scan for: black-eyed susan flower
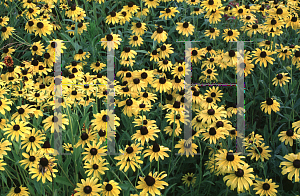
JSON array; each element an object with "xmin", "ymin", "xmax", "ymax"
[
  {"xmin": 106, "ymin": 11, "xmax": 121, "ymax": 25},
  {"xmin": 280, "ymin": 152, "xmax": 300, "ymax": 182},
  {"xmin": 131, "ymin": 22, "xmax": 147, "ymax": 36},
  {"xmin": 261, "ymin": 98, "xmax": 280, "ymax": 115},
  {"xmin": 42, "ymin": 114, "xmax": 69, "ymax": 133},
  {"xmin": 143, "ymin": 142, "xmax": 170, "ymax": 162},
  {"xmin": 144, "ymin": 0, "xmax": 160, "ymax": 8},
  {"xmin": 201, "ymin": 126, "xmax": 227, "ymax": 144},
  {"xmin": 3, "ymin": 119, "xmax": 31, "ymax": 142},
  {"xmin": 159, "ymin": 7, "xmax": 179, "ymax": 20},
  {"xmin": 129, "ymin": 34, "xmax": 143, "ymax": 47},
  {"xmin": 7, "ymin": 186, "xmax": 29, "ymax": 196},
  {"xmin": 21, "ymin": 128, "xmax": 45, "ymax": 153},
  {"xmin": 0, "ymin": 16, "xmax": 9, "ymax": 26},
  {"xmin": 157, "ymin": 44, "xmax": 174, "ymax": 59},
  {"xmin": 204, "ymin": 27, "xmax": 220, "ymax": 40},
  {"xmin": 151, "ymin": 26, "xmax": 168, "ymax": 43},
  {"xmin": 253, "ymin": 178, "xmax": 279, "ymax": 196},
  {"xmin": 84, "ymin": 159, "xmax": 109, "ymax": 178},
  {"xmin": 74, "ymin": 177, "xmax": 101, "ymax": 196},
  {"xmin": 205, "ymin": 8, "xmax": 224, "ymax": 24},
  {"xmin": 0, "ymin": 139, "xmax": 11, "ymax": 158},
  {"xmin": 278, "ymin": 129, "xmax": 299, "ymax": 147},
  {"xmin": 272, "ymin": 72, "xmax": 291, "ymax": 87},
  {"xmin": 11, "ymin": 104, "xmax": 35, "ymax": 121},
  {"xmin": 115, "ymin": 155, "xmax": 143, "ymax": 172},
  {"xmin": 63, "ymin": 143, "xmax": 74, "ymax": 153},
  {"xmin": 100, "ymin": 180, "xmax": 122, "ymax": 196},
  {"xmin": 82, "ymin": 141, "xmax": 107, "ymax": 162},
  {"xmin": 252, "ymin": 48, "xmax": 275, "ymax": 68},
  {"xmin": 222, "ymin": 29, "xmax": 240, "ymax": 42},
  {"xmin": 1, "ymin": 26, "xmax": 14, "ymax": 41},
  {"xmin": 215, "ymin": 149, "xmax": 246, "ymax": 173},
  {"xmin": 293, "ymin": 120, "xmax": 300, "ymax": 134},
  {"xmin": 132, "ymin": 126, "xmax": 159, "ymax": 146},
  {"xmin": 152, "ymin": 77, "xmax": 172, "ymax": 93},
  {"xmin": 182, "ymin": 173, "xmax": 196, "ymax": 187},
  {"xmin": 30, "ymin": 41, "xmax": 45, "ymax": 56},
  {"xmin": 119, "ymin": 10, "xmax": 132, "ymax": 25},
  {"xmin": 201, "ymin": 0, "xmax": 222, "ymax": 11},
  {"xmin": 20, "ymin": 151, "xmax": 41, "ymax": 169},
  {"xmin": 247, "ymin": 143, "xmax": 272, "ymax": 162},
  {"xmin": 29, "ymin": 155, "xmax": 57, "ymax": 183},
  {"xmin": 120, "ymin": 47, "xmax": 137, "ymax": 60},
  {"xmin": 176, "ymin": 22, "xmax": 195, "ymax": 37},
  {"xmin": 75, "ymin": 131, "xmax": 97, "ymax": 148},
  {"xmin": 100, "ymin": 33, "xmax": 122, "ymax": 51},
  {"xmin": 223, "ymin": 163, "xmax": 255, "ymax": 193},
  {"xmin": 136, "ymin": 171, "xmax": 168, "ymax": 195},
  {"xmin": 175, "ymin": 139, "xmax": 198, "ymax": 157},
  {"xmin": 264, "ymin": 17, "xmax": 285, "ymax": 31},
  {"xmin": 34, "ymin": 20, "xmax": 52, "ymax": 37}
]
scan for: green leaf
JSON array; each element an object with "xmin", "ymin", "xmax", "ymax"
[
  {"xmin": 55, "ymin": 176, "xmax": 74, "ymax": 187},
  {"xmin": 275, "ymin": 154, "xmax": 285, "ymax": 161},
  {"xmin": 163, "ymin": 183, "xmax": 177, "ymax": 195}
]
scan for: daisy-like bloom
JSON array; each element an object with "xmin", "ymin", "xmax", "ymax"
[
  {"xmin": 144, "ymin": 0, "xmax": 160, "ymax": 8},
  {"xmin": 63, "ymin": 143, "xmax": 74, "ymax": 153},
  {"xmin": 151, "ymin": 26, "xmax": 168, "ymax": 43},
  {"xmin": 200, "ymin": 96, "xmax": 217, "ymax": 109},
  {"xmin": 84, "ymin": 159, "xmax": 109, "ymax": 179},
  {"xmin": 82, "ymin": 141, "xmax": 107, "ymax": 162},
  {"xmin": 196, "ymin": 105, "xmax": 226, "ymax": 124},
  {"xmin": 91, "ymin": 110, "xmax": 120, "ymax": 131},
  {"xmin": 253, "ymin": 178, "xmax": 279, "ymax": 196},
  {"xmin": 175, "ymin": 139, "xmax": 198, "ymax": 157},
  {"xmin": 191, "ymin": 7, "xmax": 205, "ymax": 15},
  {"xmin": 131, "ymin": 22, "xmax": 147, "ymax": 36},
  {"xmin": 286, "ymin": 15, "xmax": 300, "ymax": 30},
  {"xmin": 143, "ymin": 142, "xmax": 170, "ymax": 162},
  {"xmin": 293, "ymin": 120, "xmax": 300, "ymax": 134},
  {"xmin": 157, "ymin": 44, "xmax": 174, "ymax": 59},
  {"xmin": 20, "ymin": 151, "xmax": 41, "ymax": 169},
  {"xmin": 201, "ymin": 0, "xmax": 222, "ymax": 11},
  {"xmin": 75, "ymin": 131, "xmax": 97, "ymax": 148},
  {"xmin": 280, "ymin": 153, "xmax": 300, "ymax": 182},
  {"xmin": 129, "ymin": 34, "xmax": 143, "ymax": 47},
  {"xmin": 148, "ymin": 49, "xmax": 160, "ymax": 62},
  {"xmin": 136, "ymin": 171, "xmax": 168, "ymax": 196},
  {"xmin": 115, "ymin": 154, "xmax": 143, "ymax": 172},
  {"xmin": 7, "ymin": 185, "xmax": 30, "ymax": 196},
  {"xmin": 223, "ymin": 163, "xmax": 255, "ymax": 193},
  {"xmin": 199, "ymin": 65, "xmax": 218, "ymax": 82},
  {"xmin": 205, "ymin": 8, "xmax": 224, "ymax": 24},
  {"xmin": 1, "ymin": 26, "xmax": 14, "ymax": 40},
  {"xmin": 66, "ymin": 4, "xmax": 81, "ymax": 20},
  {"xmin": 158, "ymin": 59, "xmax": 173, "ymax": 72},
  {"xmin": 74, "ymin": 49, "xmax": 90, "ymax": 61},
  {"xmin": 276, "ymin": 44, "xmax": 292, "ymax": 61},
  {"xmin": 21, "ymin": 128, "xmax": 45, "ymax": 153},
  {"xmin": 252, "ymin": 48, "xmax": 275, "ymax": 68},
  {"xmin": 119, "ymin": 10, "xmax": 132, "ymax": 25},
  {"xmin": 159, "ymin": 7, "xmax": 179, "ymax": 20},
  {"xmin": 176, "ymin": 22, "xmax": 195, "ymax": 37},
  {"xmin": 30, "ymin": 41, "xmax": 45, "ymax": 56},
  {"xmin": 0, "ymin": 159, "xmax": 6, "ymax": 170},
  {"xmin": 278, "ymin": 129, "xmax": 299, "ymax": 147},
  {"xmin": 123, "ymin": 1, "xmax": 140, "ymax": 14},
  {"xmin": 272, "ymin": 72, "xmax": 291, "ymax": 87},
  {"xmin": 118, "ymin": 98, "xmax": 138, "ymax": 117},
  {"xmin": 118, "ymin": 143, "xmax": 143, "ymax": 161},
  {"xmin": 204, "ymin": 27, "xmax": 220, "ymax": 40},
  {"xmin": 42, "ymin": 114, "xmax": 69, "ymax": 133},
  {"xmin": 0, "ymin": 16, "xmax": 9, "ymax": 26},
  {"xmin": 0, "ymin": 138, "xmax": 11, "ymax": 158},
  {"xmin": 264, "ymin": 17, "xmax": 285, "ymax": 31},
  {"xmin": 171, "ymin": 62, "xmax": 185, "ymax": 79},
  {"xmin": 11, "ymin": 104, "xmax": 35, "ymax": 121},
  {"xmin": 132, "ymin": 126, "xmax": 160, "ymax": 146},
  {"xmin": 1, "ymin": 47, "xmax": 15, "ymax": 58},
  {"xmin": 75, "ymin": 177, "xmax": 101, "ymax": 196},
  {"xmin": 215, "ymin": 149, "xmax": 246, "ymax": 173},
  {"xmin": 91, "ymin": 61, "xmax": 106, "ymax": 73},
  {"xmin": 222, "ymin": 29, "xmax": 240, "ymax": 42},
  {"xmin": 247, "ymin": 143, "xmax": 272, "ymax": 162},
  {"xmin": 3, "ymin": 119, "xmax": 31, "ymax": 142},
  {"xmin": 233, "ymin": 6, "xmax": 247, "ymax": 19},
  {"xmin": 46, "ymin": 39, "xmax": 67, "ymax": 54},
  {"xmin": 100, "ymin": 180, "xmax": 122, "ymax": 196},
  {"xmin": 244, "ymin": 131, "xmax": 264, "ymax": 149},
  {"xmin": 152, "ymin": 77, "xmax": 172, "ymax": 93},
  {"xmin": 106, "ymin": 11, "xmax": 121, "ymax": 25},
  {"xmin": 182, "ymin": 173, "xmax": 196, "ymax": 187},
  {"xmin": 245, "ymin": 23, "xmax": 263, "ymax": 37},
  {"xmin": 260, "ymin": 98, "xmax": 280, "ymax": 115},
  {"xmin": 100, "ymin": 33, "xmax": 122, "ymax": 51},
  {"xmin": 120, "ymin": 47, "xmax": 137, "ymax": 60},
  {"xmin": 292, "ymin": 50, "xmax": 300, "ymax": 66},
  {"xmin": 34, "ymin": 20, "xmax": 52, "ymax": 37},
  {"xmin": 204, "ymin": 86, "xmax": 223, "ymax": 102},
  {"xmin": 29, "ymin": 155, "xmax": 58, "ymax": 183},
  {"xmin": 200, "ymin": 126, "xmax": 227, "ymax": 144}
]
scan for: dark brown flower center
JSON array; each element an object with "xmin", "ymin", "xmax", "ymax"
[
  {"xmin": 157, "ymin": 27, "xmax": 163, "ymax": 33},
  {"xmin": 262, "ymin": 183, "xmax": 270, "ymax": 190},
  {"xmin": 153, "ymin": 143, "xmax": 160, "ymax": 152},
  {"xmin": 266, "ymin": 98, "xmax": 273, "ymax": 105},
  {"xmin": 159, "ymin": 77, "xmax": 166, "ymax": 84},
  {"xmin": 126, "ymin": 146, "xmax": 133, "ymax": 153},
  {"xmin": 183, "ymin": 22, "xmax": 189, "ymax": 28},
  {"xmin": 286, "ymin": 129, "xmax": 294, "ymax": 136},
  {"xmin": 29, "ymin": 136, "xmax": 35, "ymax": 142},
  {"xmin": 105, "ymin": 184, "xmax": 113, "ymax": 191},
  {"xmin": 293, "ymin": 159, "xmax": 300, "ymax": 168},
  {"xmin": 110, "ymin": 11, "xmax": 116, "ymax": 17},
  {"xmin": 226, "ymin": 152, "xmax": 235, "ymax": 161},
  {"xmin": 106, "ymin": 34, "xmax": 113, "ymax": 41},
  {"xmin": 209, "ymin": 127, "xmax": 216, "ymax": 135},
  {"xmin": 126, "ymin": 99, "xmax": 133, "ymax": 106},
  {"xmin": 29, "ymin": 156, "xmax": 35, "ymax": 162},
  {"xmin": 145, "ymin": 175, "xmax": 155, "ymax": 186},
  {"xmin": 136, "ymin": 22, "xmax": 142, "ymax": 28},
  {"xmin": 227, "ymin": 30, "xmax": 233, "ymax": 36},
  {"xmin": 260, "ymin": 51, "xmax": 267, "ymax": 58},
  {"xmin": 229, "ymin": 50, "xmax": 235, "ymax": 57},
  {"xmin": 83, "ymin": 186, "xmax": 92, "ymax": 194},
  {"xmin": 235, "ymin": 169, "xmax": 244, "ymax": 177},
  {"xmin": 13, "ymin": 125, "xmax": 20, "ymax": 131},
  {"xmin": 40, "ymin": 157, "xmax": 49, "ymax": 167},
  {"xmin": 140, "ymin": 126, "xmax": 148, "ymax": 135},
  {"xmin": 81, "ymin": 132, "xmax": 88, "ymax": 140},
  {"xmin": 37, "ymin": 22, "xmax": 44, "ymax": 28},
  {"xmin": 90, "ymin": 148, "xmax": 97, "ymax": 155}
]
